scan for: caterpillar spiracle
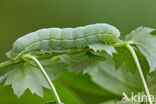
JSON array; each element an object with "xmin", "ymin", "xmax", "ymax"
[{"xmin": 7, "ymin": 23, "xmax": 120, "ymax": 60}]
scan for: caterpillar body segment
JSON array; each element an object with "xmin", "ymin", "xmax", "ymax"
[{"xmin": 8, "ymin": 23, "xmax": 120, "ymax": 60}]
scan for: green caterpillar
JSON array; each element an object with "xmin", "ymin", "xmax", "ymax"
[{"xmin": 7, "ymin": 23, "xmax": 120, "ymax": 60}]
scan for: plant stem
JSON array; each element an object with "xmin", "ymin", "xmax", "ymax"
[
  {"xmin": 24, "ymin": 54, "xmax": 62, "ymax": 104},
  {"xmin": 0, "ymin": 60, "xmax": 18, "ymax": 68},
  {"xmin": 126, "ymin": 44, "xmax": 152, "ymax": 104}
]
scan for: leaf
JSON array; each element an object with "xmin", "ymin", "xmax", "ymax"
[
  {"xmin": 126, "ymin": 27, "xmax": 156, "ymax": 72},
  {"xmin": 113, "ymin": 46, "xmax": 150, "ymax": 76},
  {"xmin": 88, "ymin": 43, "xmax": 116, "ymax": 56},
  {"xmin": 88, "ymin": 55, "xmax": 142, "ymax": 96},
  {"xmin": 0, "ymin": 73, "xmax": 8, "ymax": 83},
  {"xmin": 0, "ymin": 64, "xmax": 12, "ymax": 76},
  {"xmin": 53, "ymin": 81, "xmax": 84, "ymax": 104},
  {"xmin": 40, "ymin": 59, "xmax": 68, "ymax": 80},
  {"xmin": 0, "ymin": 85, "xmax": 55, "ymax": 104},
  {"xmin": 60, "ymin": 52, "xmax": 104, "ymax": 73},
  {"xmin": 58, "ymin": 72, "xmax": 114, "ymax": 96},
  {"xmin": 2, "ymin": 56, "xmax": 68, "ymax": 97},
  {"xmin": 147, "ymin": 72, "xmax": 156, "ymax": 100},
  {"xmin": 134, "ymin": 46, "xmax": 150, "ymax": 77},
  {"xmin": 113, "ymin": 47, "xmax": 137, "ymax": 72},
  {"xmin": 4, "ymin": 62, "xmax": 50, "ymax": 97},
  {"xmin": 0, "ymin": 80, "xmax": 85, "ymax": 104}
]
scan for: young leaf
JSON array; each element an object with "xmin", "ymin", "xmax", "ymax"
[{"xmin": 126, "ymin": 27, "xmax": 156, "ymax": 72}]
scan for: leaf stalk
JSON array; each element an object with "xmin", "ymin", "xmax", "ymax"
[
  {"xmin": 23, "ymin": 54, "xmax": 62, "ymax": 104},
  {"xmin": 0, "ymin": 60, "xmax": 18, "ymax": 68},
  {"xmin": 126, "ymin": 44, "xmax": 152, "ymax": 104}
]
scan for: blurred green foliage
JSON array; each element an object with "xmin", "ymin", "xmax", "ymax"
[{"xmin": 0, "ymin": 72, "xmax": 119, "ymax": 104}]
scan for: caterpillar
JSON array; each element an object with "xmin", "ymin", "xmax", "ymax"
[{"xmin": 7, "ymin": 23, "xmax": 120, "ymax": 60}]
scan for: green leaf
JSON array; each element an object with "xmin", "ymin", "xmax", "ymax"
[
  {"xmin": 0, "ymin": 80, "xmax": 85, "ymax": 104},
  {"xmin": 113, "ymin": 46, "xmax": 137, "ymax": 72},
  {"xmin": 2, "ymin": 57, "xmax": 68, "ymax": 97},
  {"xmin": 4, "ymin": 62, "xmax": 50, "ymax": 97},
  {"xmin": 89, "ymin": 43, "xmax": 116, "ymax": 56},
  {"xmin": 101, "ymin": 100, "xmax": 140, "ymax": 104},
  {"xmin": 134, "ymin": 46, "xmax": 150, "ymax": 77},
  {"xmin": 0, "ymin": 64, "xmax": 12, "ymax": 76},
  {"xmin": 60, "ymin": 52, "xmax": 104, "ymax": 73},
  {"xmin": 0, "ymin": 73, "xmax": 7, "ymax": 83},
  {"xmin": 0, "ymin": 85, "xmax": 55, "ymax": 104},
  {"xmin": 58, "ymin": 72, "xmax": 114, "ymax": 96},
  {"xmin": 113, "ymin": 46, "xmax": 150, "ymax": 76},
  {"xmin": 40, "ymin": 59, "xmax": 68, "ymax": 80},
  {"xmin": 126, "ymin": 27, "xmax": 156, "ymax": 72},
  {"xmin": 53, "ymin": 81, "xmax": 84, "ymax": 104},
  {"xmin": 147, "ymin": 72, "xmax": 156, "ymax": 99},
  {"xmin": 88, "ymin": 55, "xmax": 142, "ymax": 96}
]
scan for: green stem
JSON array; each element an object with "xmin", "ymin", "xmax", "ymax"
[
  {"xmin": 24, "ymin": 54, "xmax": 62, "ymax": 104},
  {"xmin": 0, "ymin": 60, "xmax": 18, "ymax": 68},
  {"xmin": 126, "ymin": 44, "xmax": 152, "ymax": 104}
]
